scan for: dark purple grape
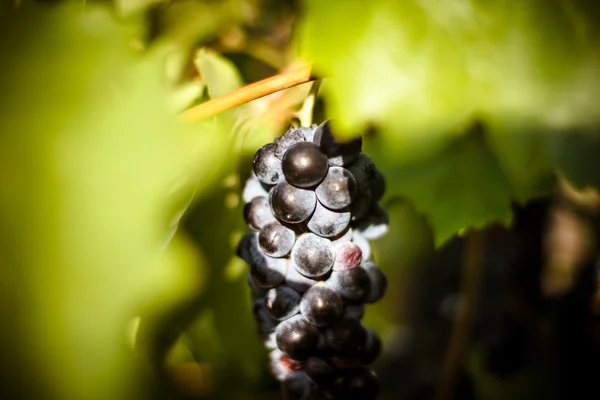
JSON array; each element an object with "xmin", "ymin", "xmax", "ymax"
[
  {"xmin": 343, "ymin": 304, "xmax": 364, "ymax": 320},
  {"xmin": 361, "ymin": 327, "xmax": 382, "ymax": 364},
  {"xmin": 315, "ymin": 166, "xmax": 357, "ymax": 210},
  {"xmin": 282, "ymin": 141, "xmax": 329, "ymax": 188},
  {"xmin": 363, "ymin": 261, "xmax": 387, "ymax": 303},
  {"xmin": 339, "ymin": 367, "xmax": 379, "ymax": 400},
  {"xmin": 270, "ymin": 181, "xmax": 317, "ymax": 224},
  {"xmin": 282, "ymin": 371, "xmax": 312, "ymax": 400},
  {"xmin": 275, "ymin": 126, "xmax": 318, "ymax": 158},
  {"xmin": 285, "ymin": 262, "xmax": 318, "ymax": 293},
  {"xmin": 300, "ymin": 284, "xmax": 344, "ymax": 327},
  {"xmin": 307, "ymin": 202, "xmax": 351, "ymax": 238},
  {"xmin": 292, "ymin": 233, "xmax": 335, "ymax": 278},
  {"xmin": 324, "ymin": 318, "xmax": 367, "ymax": 358},
  {"xmin": 244, "ymin": 196, "xmax": 276, "ymax": 231},
  {"xmin": 250, "ymin": 256, "xmax": 288, "ymax": 288},
  {"xmin": 304, "ymin": 357, "xmax": 340, "ymax": 384},
  {"xmin": 313, "ymin": 120, "xmax": 362, "ymax": 166},
  {"xmin": 276, "ymin": 315, "xmax": 319, "ymax": 361},
  {"xmin": 328, "ymin": 268, "xmax": 371, "ymax": 302},
  {"xmin": 349, "ymin": 189, "xmax": 372, "ymax": 221},
  {"xmin": 353, "ymin": 203, "xmax": 389, "ymax": 240},
  {"xmin": 258, "ymin": 220, "xmax": 296, "ymax": 257},
  {"xmin": 253, "ymin": 300, "xmax": 279, "ymax": 334},
  {"xmin": 265, "ymin": 285, "xmax": 301, "ymax": 321},
  {"xmin": 253, "ymin": 143, "xmax": 284, "ymax": 185},
  {"xmin": 347, "ymin": 154, "xmax": 376, "ymax": 191},
  {"xmin": 332, "ymin": 241, "xmax": 362, "ymax": 271},
  {"xmin": 370, "ymin": 168, "xmax": 386, "ymax": 202}
]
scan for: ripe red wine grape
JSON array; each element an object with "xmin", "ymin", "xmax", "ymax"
[
  {"xmin": 292, "ymin": 233, "xmax": 335, "ymax": 278},
  {"xmin": 300, "ymin": 284, "xmax": 344, "ymax": 327},
  {"xmin": 238, "ymin": 121, "xmax": 387, "ymax": 399},
  {"xmin": 276, "ymin": 315, "xmax": 320, "ymax": 361},
  {"xmin": 254, "ymin": 143, "xmax": 284, "ymax": 185},
  {"xmin": 244, "ymin": 196, "xmax": 276, "ymax": 231},
  {"xmin": 328, "ymin": 267, "xmax": 371, "ymax": 302},
  {"xmin": 315, "ymin": 166, "xmax": 357, "ymax": 210},
  {"xmin": 259, "ymin": 220, "xmax": 296, "ymax": 257},
  {"xmin": 270, "ymin": 181, "xmax": 317, "ymax": 224},
  {"xmin": 265, "ymin": 285, "xmax": 302, "ymax": 321},
  {"xmin": 282, "ymin": 141, "xmax": 329, "ymax": 188},
  {"xmin": 307, "ymin": 202, "xmax": 351, "ymax": 238}
]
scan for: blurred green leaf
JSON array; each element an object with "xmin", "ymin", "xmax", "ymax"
[
  {"xmin": 376, "ymin": 133, "xmax": 513, "ymax": 246},
  {"xmin": 194, "ymin": 48, "xmax": 244, "ymax": 98},
  {"xmin": 0, "ymin": 2, "xmax": 230, "ymax": 398}
]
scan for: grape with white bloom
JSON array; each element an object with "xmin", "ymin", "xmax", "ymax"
[
  {"xmin": 270, "ymin": 181, "xmax": 317, "ymax": 224},
  {"xmin": 307, "ymin": 201, "xmax": 351, "ymax": 238},
  {"xmin": 315, "ymin": 166, "xmax": 357, "ymax": 210},
  {"xmin": 292, "ymin": 233, "xmax": 335, "ymax": 278},
  {"xmin": 253, "ymin": 143, "xmax": 284, "ymax": 185}
]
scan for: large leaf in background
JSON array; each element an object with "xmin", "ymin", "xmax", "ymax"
[
  {"xmin": 296, "ymin": 0, "xmax": 600, "ymax": 242},
  {"xmin": 0, "ymin": 2, "xmax": 230, "ymax": 399}
]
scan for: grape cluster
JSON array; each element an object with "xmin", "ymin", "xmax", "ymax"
[{"xmin": 237, "ymin": 121, "xmax": 388, "ymax": 400}]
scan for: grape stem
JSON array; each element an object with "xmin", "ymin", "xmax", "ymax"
[
  {"xmin": 293, "ymin": 79, "xmax": 322, "ymax": 127},
  {"xmin": 179, "ymin": 64, "xmax": 315, "ymax": 122},
  {"xmin": 434, "ymin": 229, "xmax": 485, "ymax": 400}
]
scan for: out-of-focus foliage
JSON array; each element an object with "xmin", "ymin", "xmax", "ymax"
[
  {"xmin": 1, "ymin": 0, "xmax": 599, "ymax": 399},
  {"xmin": 0, "ymin": 2, "xmax": 231, "ymax": 399},
  {"xmin": 297, "ymin": 0, "xmax": 600, "ymax": 245}
]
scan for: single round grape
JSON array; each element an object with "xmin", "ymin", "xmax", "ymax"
[
  {"xmin": 265, "ymin": 285, "xmax": 301, "ymax": 321},
  {"xmin": 361, "ymin": 327, "xmax": 382, "ymax": 364},
  {"xmin": 258, "ymin": 220, "xmax": 296, "ymax": 257},
  {"xmin": 300, "ymin": 284, "xmax": 344, "ymax": 327},
  {"xmin": 315, "ymin": 166, "xmax": 357, "ymax": 210},
  {"xmin": 242, "ymin": 172, "xmax": 272, "ymax": 203},
  {"xmin": 275, "ymin": 126, "xmax": 318, "ymax": 159},
  {"xmin": 253, "ymin": 300, "xmax": 279, "ymax": 334},
  {"xmin": 343, "ymin": 304, "xmax": 364, "ymax": 320},
  {"xmin": 324, "ymin": 318, "xmax": 367, "ymax": 358},
  {"xmin": 363, "ymin": 261, "xmax": 387, "ymax": 303},
  {"xmin": 313, "ymin": 120, "xmax": 362, "ymax": 166},
  {"xmin": 350, "ymin": 189, "xmax": 372, "ymax": 221},
  {"xmin": 292, "ymin": 233, "xmax": 335, "ymax": 278},
  {"xmin": 250, "ymin": 255, "xmax": 288, "ymax": 288},
  {"xmin": 270, "ymin": 181, "xmax": 317, "ymax": 224},
  {"xmin": 347, "ymin": 154, "xmax": 376, "ymax": 191},
  {"xmin": 276, "ymin": 315, "xmax": 319, "ymax": 361},
  {"xmin": 332, "ymin": 241, "xmax": 362, "ymax": 271},
  {"xmin": 328, "ymin": 267, "xmax": 371, "ymax": 302},
  {"xmin": 253, "ymin": 143, "xmax": 284, "ymax": 185},
  {"xmin": 281, "ymin": 141, "xmax": 329, "ymax": 188},
  {"xmin": 353, "ymin": 203, "xmax": 389, "ymax": 240},
  {"xmin": 285, "ymin": 262, "xmax": 318, "ymax": 293},
  {"xmin": 370, "ymin": 168, "xmax": 386, "ymax": 202},
  {"xmin": 282, "ymin": 371, "xmax": 312, "ymax": 400},
  {"xmin": 304, "ymin": 357, "xmax": 339, "ymax": 385},
  {"xmin": 339, "ymin": 367, "xmax": 379, "ymax": 400},
  {"xmin": 351, "ymin": 230, "xmax": 371, "ymax": 261},
  {"xmin": 244, "ymin": 196, "xmax": 276, "ymax": 231},
  {"xmin": 307, "ymin": 202, "xmax": 351, "ymax": 238}
]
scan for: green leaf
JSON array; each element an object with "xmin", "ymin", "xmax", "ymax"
[
  {"xmin": 0, "ymin": 2, "xmax": 230, "ymax": 398},
  {"xmin": 194, "ymin": 48, "xmax": 244, "ymax": 98},
  {"xmin": 376, "ymin": 132, "xmax": 513, "ymax": 246}
]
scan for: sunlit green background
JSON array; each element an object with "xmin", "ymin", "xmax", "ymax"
[{"xmin": 1, "ymin": 1, "xmax": 599, "ymax": 399}]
